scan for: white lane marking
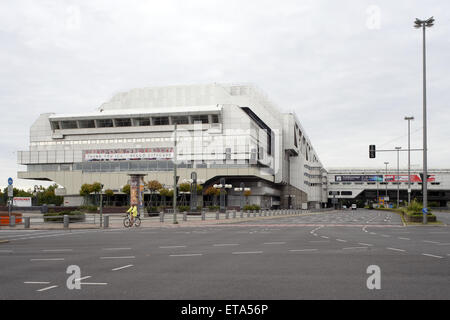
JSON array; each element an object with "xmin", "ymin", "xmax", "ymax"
[
  {"xmin": 24, "ymin": 282, "xmax": 51, "ymax": 285},
  {"xmin": 37, "ymin": 285, "xmax": 58, "ymax": 292},
  {"xmin": 358, "ymin": 243, "xmax": 373, "ymax": 247},
  {"xmin": 289, "ymin": 249, "xmax": 318, "ymax": 252},
  {"xmin": 380, "ymin": 235, "xmax": 391, "ymax": 238},
  {"xmin": 213, "ymin": 244, "xmax": 239, "ymax": 247},
  {"xmin": 422, "ymin": 253, "xmax": 443, "ymax": 259},
  {"xmin": 309, "ymin": 240, "xmax": 329, "ymax": 243},
  {"xmin": 103, "ymin": 248, "xmax": 132, "ymax": 251},
  {"xmin": 232, "ymin": 251, "xmax": 263, "ymax": 255},
  {"xmin": 336, "ymin": 239, "xmax": 347, "ymax": 243},
  {"xmin": 75, "ymin": 276, "xmax": 91, "ymax": 282},
  {"xmin": 321, "ymin": 236, "xmax": 329, "ymax": 239},
  {"xmin": 100, "ymin": 256, "xmax": 135, "ymax": 259},
  {"xmin": 159, "ymin": 246, "xmax": 187, "ymax": 249},
  {"xmin": 112, "ymin": 264, "xmax": 134, "ymax": 271},
  {"xmin": 370, "ymin": 232, "xmax": 377, "ymax": 235},
  {"xmin": 387, "ymin": 247, "xmax": 406, "ymax": 253},
  {"xmin": 342, "ymin": 247, "xmax": 368, "ymax": 250},
  {"xmin": 398, "ymin": 238, "xmax": 411, "ymax": 241},
  {"xmin": 30, "ymin": 258, "xmax": 65, "ymax": 261},
  {"xmin": 263, "ymin": 242, "xmax": 286, "ymax": 245},
  {"xmin": 423, "ymin": 240, "xmax": 441, "ymax": 244},
  {"xmin": 42, "ymin": 249, "xmax": 73, "ymax": 252},
  {"xmin": 169, "ymin": 254, "xmax": 203, "ymax": 257}
]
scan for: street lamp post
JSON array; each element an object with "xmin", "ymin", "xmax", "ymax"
[
  {"xmin": 395, "ymin": 147, "xmax": 402, "ymax": 208},
  {"xmin": 173, "ymin": 123, "xmax": 178, "ymax": 224},
  {"xmin": 384, "ymin": 162, "xmax": 389, "ymax": 201},
  {"xmin": 414, "ymin": 17, "xmax": 434, "ymax": 224},
  {"xmin": 405, "ymin": 116, "xmax": 414, "ymax": 205}
]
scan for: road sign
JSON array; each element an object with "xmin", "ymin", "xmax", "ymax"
[
  {"xmin": 422, "ymin": 208, "xmax": 428, "ymax": 215},
  {"xmin": 8, "ymin": 177, "xmax": 13, "ymax": 185},
  {"xmin": 7, "ymin": 185, "xmax": 13, "ymax": 197}
]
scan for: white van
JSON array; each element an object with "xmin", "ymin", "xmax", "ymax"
[{"xmin": 351, "ymin": 204, "xmax": 357, "ymax": 210}]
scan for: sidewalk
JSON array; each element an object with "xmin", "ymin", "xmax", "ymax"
[{"xmin": 0, "ymin": 210, "xmax": 339, "ymax": 230}]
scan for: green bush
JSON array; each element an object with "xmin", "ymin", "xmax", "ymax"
[
  {"xmin": 208, "ymin": 206, "xmax": 220, "ymax": 211},
  {"xmin": 244, "ymin": 204, "xmax": 261, "ymax": 211},
  {"xmin": 44, "ymin": 210, "xmax": 85, "ymax": 222},
  {"xmin": 177, "ymin": 206, "xmax": 190, "ymax": 212}
]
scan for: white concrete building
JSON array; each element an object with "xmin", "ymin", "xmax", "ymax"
[{"xmin": 17, "ymin": 83, "xmax": 328, "ymax": 209}]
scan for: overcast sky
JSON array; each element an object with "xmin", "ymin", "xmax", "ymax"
[{"xmin": 1, "ymin": 0, "xmax": 449, "ymax": 190}]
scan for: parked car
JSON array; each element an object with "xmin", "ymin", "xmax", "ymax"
[
  {"xmin": 351, "ymin": 204, "xmax": 357, "ymax": 210},
  {"xmin": 342, "ymin": 205, "xmax": 347, "ymax": 209}
]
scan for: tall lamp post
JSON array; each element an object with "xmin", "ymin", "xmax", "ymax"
[
  {"xmin": 395, "ymin": 147, "xmax": 402, "ymax": 208},
  {"xmin": 404, "ymin": 116, "xmax": 414, "ymax": 205},
  {"xmin": 384, "ymin": 162, "xmax": 389, "ymax": 201},
  {"xmin": 414, "ymin": 17, "xmax": 434, "ymax": 224}
]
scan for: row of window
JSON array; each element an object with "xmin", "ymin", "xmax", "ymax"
[{"xmin": 52, "ymin": 114, "xmax": 219, "ymax": 130}]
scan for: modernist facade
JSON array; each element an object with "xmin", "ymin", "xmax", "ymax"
[
  {"xmin": 17, "ymin": 83, "xmax": 328, "ymax": 209},
  {"xmin": 327, "ymin": 168, "xmax": 450, "ymax": 207}
]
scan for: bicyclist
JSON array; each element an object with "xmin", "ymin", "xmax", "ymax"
[{"xmin": 126, "ymin": 205, "xmax": 138, "ymax": 225}]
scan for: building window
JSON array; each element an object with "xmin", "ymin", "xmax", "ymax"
[
  {"xmin": 136, "ymin": 118, "xmax": 151, "ymax": 126},
  {"xmin": 78, "ymin": 120, "xmax": 96, "ymax": 128},
  {"xmin": 211, "ymin": 115, "xmax": 219, "ymax": 123},
  {"xmin": 51, "ymin": 122, "xmax": 60, "ymax": 130},
  {"xmin": 97, "ymin": 119, "xmax": 114, "ymax": 127},
  {"xmin": 115, "ymin": 118, "xmax": 132, "ymax": 127},
  {"xmin": 172, "ymin": 116, "xmax": 189, "ymax": 125},
  {"xmin": 191, "ymin": 115, "xmax": 209, "ymax": 124},
  {"xmin": 60, "ymin": 121, "xmax": 78, "ymax": 129},
  {"xmin": 341, "ymin": 191, "xmax": 353, "ymax": 196},
  {"xmin": 153, "ymin": 117, "xmax": 169, "ymax": 125}
]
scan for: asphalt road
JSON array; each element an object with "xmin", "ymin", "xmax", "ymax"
[{"xmin": 0, "ymin": 209, "xmax": 449, "ymax": 300}]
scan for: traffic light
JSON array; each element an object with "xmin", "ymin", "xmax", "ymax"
[{"xmin": 369, "ymin": 145, "xmax": 376, "ymax": 158}]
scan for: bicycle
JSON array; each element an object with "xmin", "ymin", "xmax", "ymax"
[{"xmin": 123, "ymin": 213, "xmax": 141, "ymax": 228}]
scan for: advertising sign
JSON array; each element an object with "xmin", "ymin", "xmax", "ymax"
[
  {"xmin": 384, "ymin": 175, "xmax": 435, "ymax": 182},
  {"xmin": 83, "ymin": 148, "xmax": 174, "ymax": 162},
  {"xmin": 13, "ymin": 197, "xmax": 32, "ymax": 207},
  {"xmin": 335, "ymin": 175, "xmax": 383, "ymax": 182}
]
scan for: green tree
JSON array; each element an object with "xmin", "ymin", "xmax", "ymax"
[
  {"xmin": 105, "ymin": 189, "xmax": 114, "ymax": 206},
  {"xmin": 147, "ymin": 180, "xmax": 162, "ymax": 209}
]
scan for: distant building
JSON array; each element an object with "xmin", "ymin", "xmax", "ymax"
[
  {"xmin": 327, "ymin": 168, "xmax": 450, "ymax": 207},
  {"xmin": 17, "ymin": 83, "xmax": 328, "ymax": 209}
]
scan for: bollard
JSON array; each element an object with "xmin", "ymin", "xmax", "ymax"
[
  {"xmin": 103, "ymin": 215, "xmax": 109, "ymax": 228},
  {"xmin": 24, "ymin": 216, "xmax": 30, "ymax": 229},
  {"xmin": 160, "ymin": 212, "xmax": 164, "ymax": 223},
  {"xmin": 201, "ymin": 211, "xmax": 205, "ymax": 221},
  {"xmin": 225, "ymin": 211, "xmax": 229, "ymax": 219},
  {"xmin": 247, "ymin": 211, "xmax": 250, "ymax": 218},
  {"xmin": 9, "ymin": 215, "xmax": 16, "ymax": 227},
  {"xmin": 240, "ymin": 211, "xmax": 243, "ymax": 218},
  {"xmin": 216, "ymin": 212, "xmax": 219, "ymax": 220},
  {"xmin": 63, "ymin": 215, "xmax": 69, "ymax": 229},
  {"xmin": 183, "ymin": 212, "xmax": 187, "ymax": 222},
  {"xmin": 232, "ymin": 211, "xmax": 236, "ymax": 219},
  {"xmin": 254, "ymin": 210, "xmax": 257, "ymax": 217}
]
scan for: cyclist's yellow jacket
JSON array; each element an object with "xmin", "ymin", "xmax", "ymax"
[{"xmin": 127, "ymin": 206, "xmax": 138, "ymax": 217}]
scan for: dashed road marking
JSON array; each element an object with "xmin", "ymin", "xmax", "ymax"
[
  {"xmin": 263, "ymin": 242, "xmax": 286, "ymax": 245},
  {"xmin": 422, "ymin": 253, "xmax": 443, "ymax": 259},
  {"xmin": 159, "ymin": 246, "xmax": 187, "ymax": 249},
  {"xmin": 232, "ymin": 251, "xmax": 263, "ymax": 255},
  {"xmin": 24, "ymin": 282, "xmax": 51, "ymax": 285},
  {"xmin": 387, "ymin": 247, "xmax": 406, "ymax": 253},
  {"xmin": 213, "ymin": 244, "xmax": 239, "ymax": 247},
  {"xmin": 37, "ymin": 285, "xmax": 58, "ymax": 292},
  {"xmin": 170, "ymin": 253, "xmax": 203, "ymax": 257},
  {"xmin": 100, "ymin": 256, "xmax": 135, "ymax": 259},
  {"xmin": 358, "ymin": 243, "xmax": 373, "ymax": 247},
  {"xmin": 103, "ymin": 248, "xmax": 132, "ymax": 251},
  {"xmin": 398, "ymin": 238, "xmax": 411, "ymax": 241},
  {"xmin": 342, "ymin": 247, "xmax": 368, "ymax": 250},
  {"xmin": 30, "ymin": 258, "xmax": 65, "ymax": 262},
  {"xmin": 289, "ymin": 249, "xmax": 318, "ymax": 252},
  {"xmin": 423, "ymin": 240, "xmax": 440, "ymax": 244},
  {"xmin": 42, "ymin": 249, "xmax": 73, "ymax": 252},
  {"xmin": 336, "ymin": 239, "xmax": 347, "ymax": 243},
  {"xmin": 112, "ymin": 265, "xmax": 134, "ymax": 271}
]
